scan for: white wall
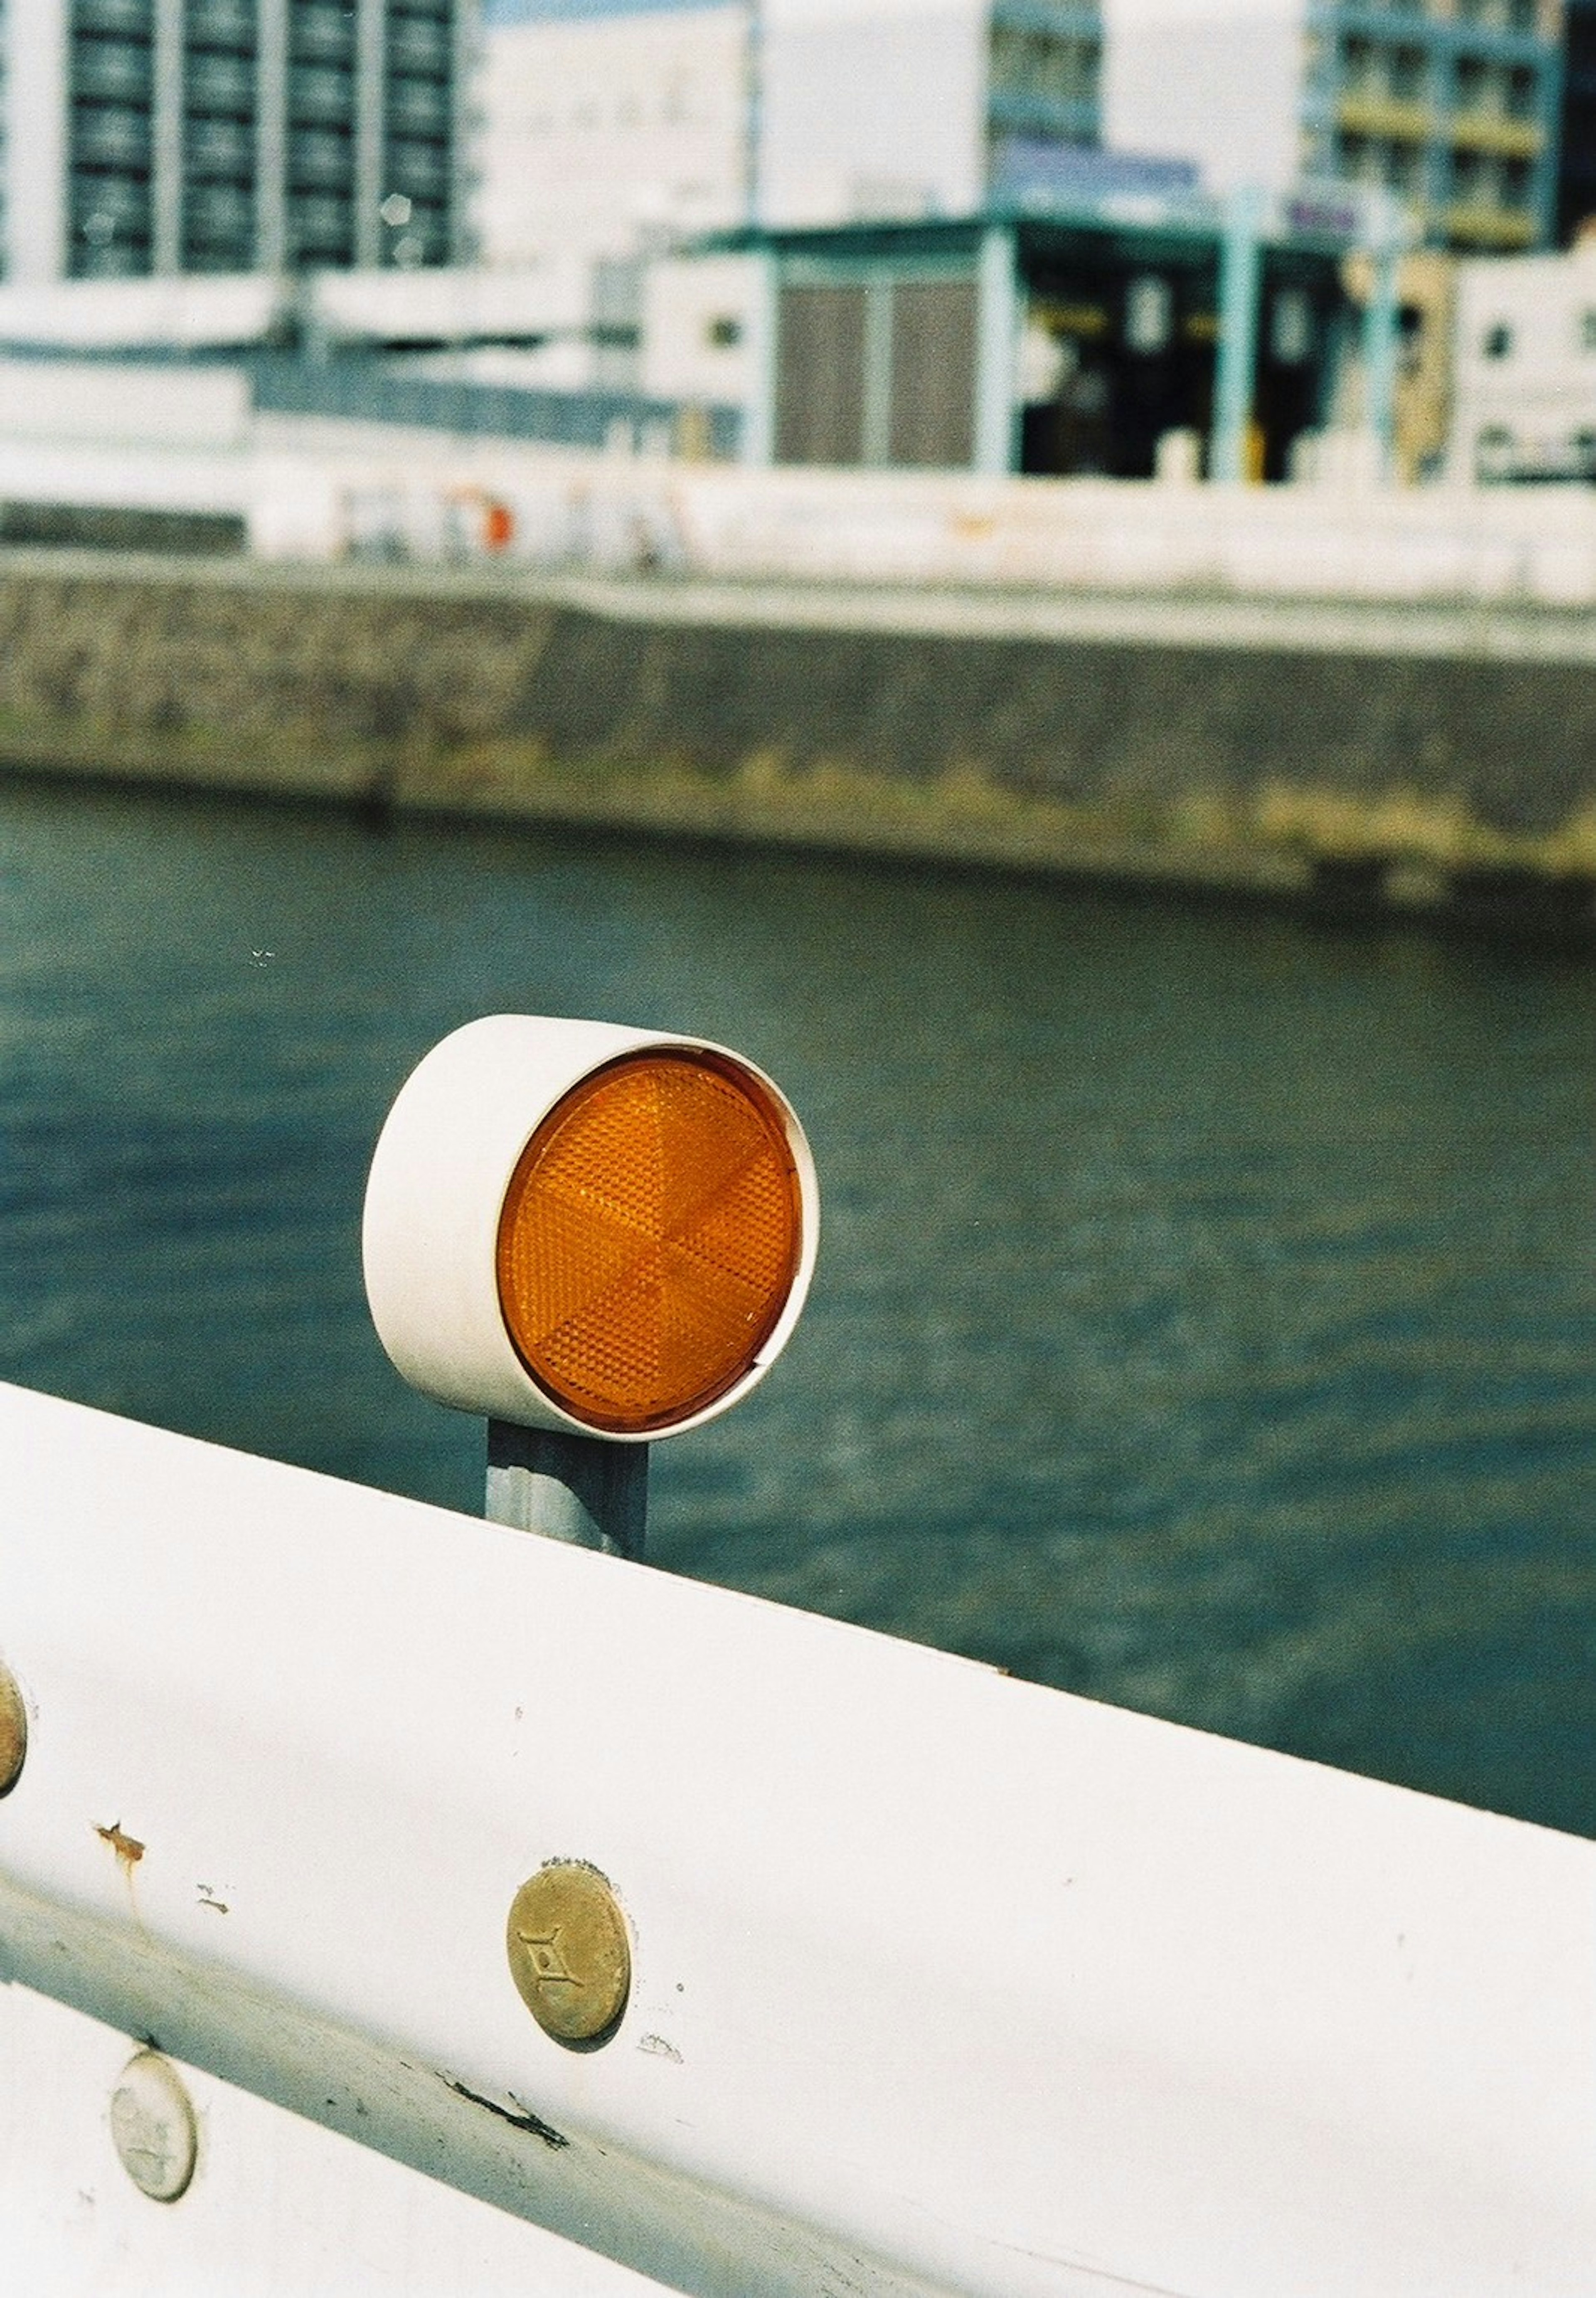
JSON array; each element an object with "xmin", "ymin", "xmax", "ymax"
[
  {"xmin": 475, "ymin": 4, "xmax": 749, "ymax": 267},
  {"xmin": 0, "ymin": 356, "xmax": 251, "ymax": 445},
  {"xmin": 640, "ymin": 250, "xmax": 756, "ymax": 401},
  {"xmin": 312, "ymin": 261, "xmax": 594, "ymax": 344},
  {"xmin": 1101, "ymin": 0, "xmax": 1305, "ymax": 195},
  {"xmin": 0, "ymin": 274, "xmax": 284, "ymax": 348},
  {"xmin": 1451, "ymin": 247, "xmax": 1596, "ymax": 481},
  {"xmin": 759, "ymin": 0, "xmax": 986, "ymax": 224}
]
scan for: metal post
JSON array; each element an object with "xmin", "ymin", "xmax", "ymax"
[
  {"xmin": 255, "ymin": 0, "xmax": 289, "ymax": 274},
  {"xmin": 151, "ymin": 0, "xmax": 185, "ymax": 273},
  {"xmin": 861, "ymin": 276, "xmax": 893, "ymax": 467},
  {"xmin": 743, "ymin": 0, "xmax": 763, "ymax": 229},
  {"xmin": 741, "ymin": 245, "xmax": 778, "ymax": 466},
  {"xmin": 1362, "ymin": 193, "xmax": 1402, "ymax": 487},
  {"xmin": 354, "ymin": 0, "xmax": 387, "ymax": 268},
  {"xmin": 973, "ymin": 222, "xmax": 1017, "ymax": 475},
  {"xmin": 1212, "ymin": 185, "xmax": 1265, "ymax": 485},
  {"xmin": 485, "ymin": 1420, "xmax": 648, "ymax": 1559},
  {"xmin": 450, "ymin": 0, "xmax": 478, "ymax": 262}
]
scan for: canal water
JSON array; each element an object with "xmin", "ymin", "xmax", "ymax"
[{"xmin": 1, "ymin": 776, "xmax": 1591, "ymax": 1835}]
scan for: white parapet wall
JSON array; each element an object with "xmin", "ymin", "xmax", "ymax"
[
  {"xmin": 2, "ymin": 349, "xmax": 1596, "ymax": 609},
  {"xmin": 0, "ymin": 1379, "xmax": 1591, "ymax": 2297},
  {"xmin": 249, "ymin": 453, "xmax": 1596, "ymax": 610},
  {"xmin": 0, "ymin": 274, "xmax": 286, "ymax": 353},
  {"xmin": 0, "ymin": 357, "xmax": 251, "ymax": 450}
]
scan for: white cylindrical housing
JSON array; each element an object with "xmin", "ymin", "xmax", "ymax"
[{"xmin": 362, "ymin": 1015, "xmax": 819, "ymax": 1441}]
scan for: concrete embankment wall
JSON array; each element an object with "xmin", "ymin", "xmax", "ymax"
[{"xmin": 2, "ymin": 551, "xmax": 1594, "ymax": 934}]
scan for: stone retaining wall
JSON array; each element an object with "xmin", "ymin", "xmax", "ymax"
[{"xmin": 2, "ymin": 554, "xmax": 1592, "ymax": 936}]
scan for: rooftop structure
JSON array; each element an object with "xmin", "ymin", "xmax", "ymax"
[
  {"xmin": 729, "ymin": 197, "xmax": 1357, "ymax": 483},
  {"xmin": 1, "ymin": 0, "xmax": 470, "ymax": 283}
]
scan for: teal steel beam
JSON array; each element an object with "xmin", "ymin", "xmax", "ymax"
[
  {"xmin": 974, "ymin": 223, "xmax": 1018, "ymax": 474},
  {"xmin": 742, "ymin": 247, "xmax": 778, "ymax": 467},
  {"xmin": 1212, "ymin": 185, "xmax": 1266, "ymax": 484},
  {"xmin": 1362, "ymin": 193, "xmax": 1402, "ymax": 484}
]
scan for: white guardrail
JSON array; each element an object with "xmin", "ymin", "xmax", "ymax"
[{"xmin": 0, "ymin": 1377, "xmax": 1591, "ymax": 2297}]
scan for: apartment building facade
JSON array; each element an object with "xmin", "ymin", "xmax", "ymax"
[
  {"xmin": 2, "ymin": 0, "xmax": 470, "ymax": 281},
  {"xmin": 1105, "ymin": 0, "xmax": 1565, "ymax": 254},
  {"xmin": 1300, "ymin": 0, "xmax": 1565, "ymax": 250}
]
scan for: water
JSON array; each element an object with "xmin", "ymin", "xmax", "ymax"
[{"xmin": 1, "ymin": 775, "xmax": 1592, "ymax": 1836}]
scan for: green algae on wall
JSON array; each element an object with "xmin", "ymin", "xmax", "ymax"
[{"xmin": 0, "ymin": 556, "xmax": 1592, "ymax": 931}]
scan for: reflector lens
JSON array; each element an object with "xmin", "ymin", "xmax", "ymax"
[{"xmin": 495, "ymin": 1050, "xmax": 803, "ymax": 1434}]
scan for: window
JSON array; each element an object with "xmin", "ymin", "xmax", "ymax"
[
  {"xmin": 1389, "ymin": 45, "xmax": 1426, "ymax": 99},
  {"xmin": 1341, "ymin": 34, "xmax": 1372, "ymax": 84},
  {"xmin": 705, "ymin": 314, "xmax": 741, "ymax": 349},
  {"xmin": 1389, "ymin": 141, "xmax": 1424, "ymax": 194},
  {"xmin": 1453, "ymin": 149, "xmax": 1496, "ymax": 204},
  {"xmin": 1336, "ymin": 132, "xmax": 1368, "ymax": 175},
  {"xmin": 990, "ymin": 27, "xmax": 1096, "ymax": 106},
  {"xmin": 1454, "ymin": 54, "xmax": 1488, "ymax": 110},
  {"xmin": 1482, "ymin": 321, "xmax": 1513, "ymax": 357},
  {"xmin": 1581, "ymin": 310, "xmax": 1596, "ymax": 351},
  {"xmin": 1506, "ymin": 64, "xmax": 1536, "ymax": 118},
  {"xmin": 1271, "ymin": 288, "xmax": 1313, "ymax": 365},
  {"xmin": 1123, "ymin": 275, "xmax": 1171, "ymax": 354}
]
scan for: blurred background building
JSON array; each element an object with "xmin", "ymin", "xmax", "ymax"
[
  {"xmin": 0, "ymin": 0, "xmax": 1590, "ymax": 489},
  {"xmin": 0, "ymin": 0, "xmax": 471, "ymax": 282},
  {"xmin": 1106, "ymin": 0, "xmax": 1566, "ymax": 252},
  {"xmin": 1557, "ymin": 0, "xmax": 1596, "ymax": 241},
  {"xmin": 476, "ymin": 0, "xmax": 1108, "ymax": 268},
  {"xmin": 476, "ymin": 0, "xmax": 749, "ymax": 266},
  {"xmin": 759, "ymin": 0, "xmax": 1103, "ymax": 224}
]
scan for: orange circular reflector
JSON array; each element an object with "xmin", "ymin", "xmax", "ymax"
[{"xmin": 495, "ymin": 1050, "xmax": 803, "ymax": 1434}]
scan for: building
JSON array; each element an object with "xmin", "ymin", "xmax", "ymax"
[
  {"xmin": 759, "ymin": 0, "xmax": 1104, "ymax": 227},
  {"xmin": 1, "ymin": 0, "xmax": 471, "ymax": 283},
  {"xmin": 475, "ymin": 0, "xmax": 1106, "ymax": 267},
  {"xmin": 1104, "ymin": 0, "xmax": 1566, "ymax": 254},
  {"xmin": 1450, "ymin": 240, "xmax": 1596, "ymax": 476},
  {"xmin": 1337, "ymin": 243, "xmax": 1456, "ymax": 478},
  {"xmin": 735, "ymin": 199, "xmax": 1353, "ymax": 480},
  {"xmin": 1557, "ymin": 0, "xmax": 1596, "ymax": 241},
  {"xmin": 476, "ymin": 0, "xmax": 750, "ymax": 267}
]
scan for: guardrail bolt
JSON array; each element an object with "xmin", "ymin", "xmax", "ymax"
[
  {"xmin": 109, "ymin": 2051, "xmax": 199, "ymax": 2202},
  {"xmin": 507, "ymin": 1862, "xmax": 631, "ymax": 2046},
  {"xmin": 0, "ymin": 1660, "xmax": 26, "ymax": 1797}
]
